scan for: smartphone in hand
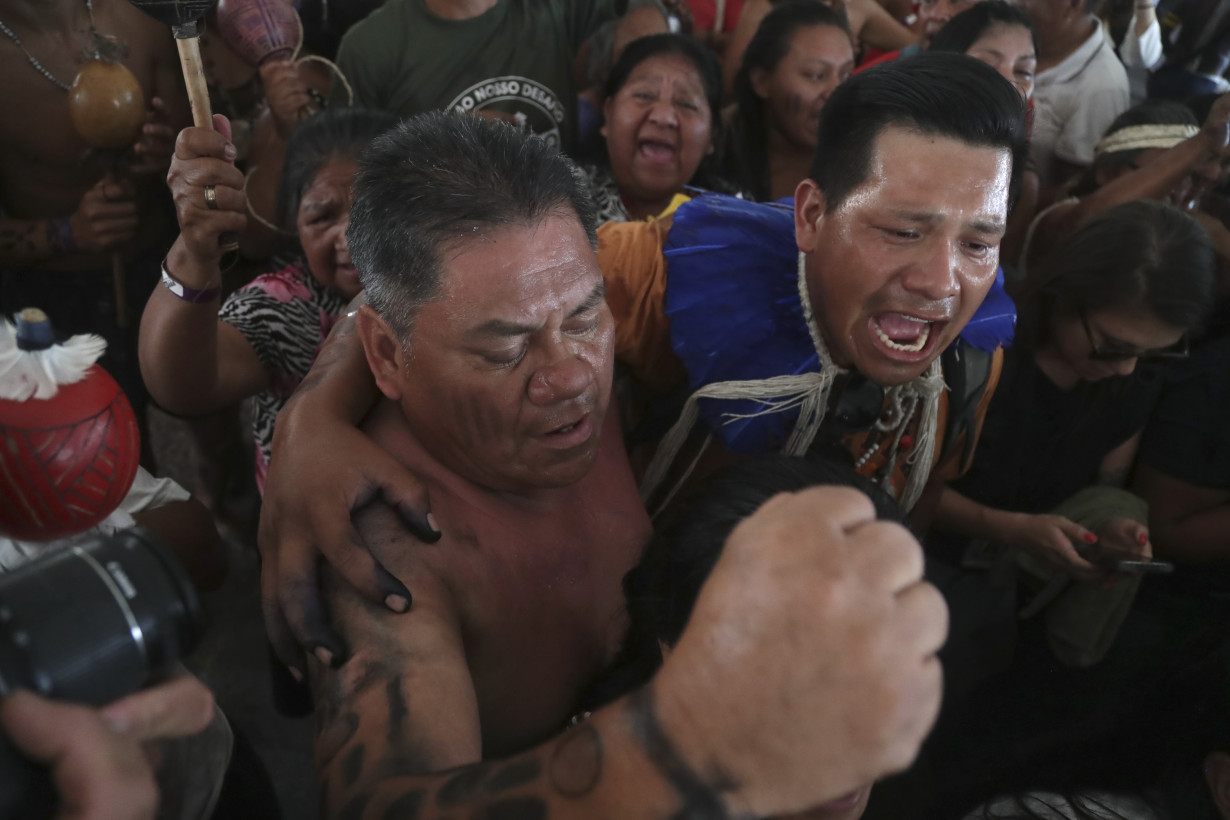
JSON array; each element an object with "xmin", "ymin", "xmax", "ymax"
[{"xmin": 1112, "ymin": 559, "xmax": 1174, "ymax": 574}]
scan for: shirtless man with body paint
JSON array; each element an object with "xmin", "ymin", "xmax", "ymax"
[{"xmin": 219, "ymin": 55, "xmax": 1024, "ymax": 819}]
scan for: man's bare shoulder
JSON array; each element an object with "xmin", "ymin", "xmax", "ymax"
[
  {"xmin": 324, "ymin": 403, "xmax": 468, "ymax": 678},
  {"xmin": 354, "ymin": 400, "xmax": 458, "ymax": 557},
  {"xmin": 314, "ymin": 409, "xmax": 485, "ymax": 798}
]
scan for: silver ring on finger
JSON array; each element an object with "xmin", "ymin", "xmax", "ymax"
[{"xmin": 204, "ymin": 184, "xmax": 218, "ymax": 211}]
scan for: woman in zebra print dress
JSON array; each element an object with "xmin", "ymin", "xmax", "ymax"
[{"xmin": 140, "ymin": 107, "xmax": 396, "ymax": 493}]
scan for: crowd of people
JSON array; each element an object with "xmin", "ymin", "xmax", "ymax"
[{"xmin": 3, "ymin": 0, "xmax": 1230, "ymax": 817}]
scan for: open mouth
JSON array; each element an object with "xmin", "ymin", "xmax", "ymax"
[
  {"xmin": 815, "ymin": 786, "xmax": 869, "ymax": 813},
  {"xmin": 638, "ymin": 139, "xmax": 677, "ymax": 163},
  {"xmin": 872, "ymin": 313, "xmax": 934, "ymax": 353},
  {"xmin": 537, "ymin": 413, "xmax": 595, "ymax": 450}
]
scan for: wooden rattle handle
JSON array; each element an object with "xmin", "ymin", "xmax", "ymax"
[
  {"xmin": 173, "ymin": 33, "xmax": 239, "ymax": 252},
  {"xmin": 175, "ymin": 36, "xmax": 213, "ymax": 129}
]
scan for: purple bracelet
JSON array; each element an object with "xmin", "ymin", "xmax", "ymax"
[{"xmin": 160, "ymin": 258, "xmax": 221, "ymax": 304}]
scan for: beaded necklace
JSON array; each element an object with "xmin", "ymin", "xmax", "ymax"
[{"xmin": 0, "ymin": 0, "xmax": 102, "ymax": 91}]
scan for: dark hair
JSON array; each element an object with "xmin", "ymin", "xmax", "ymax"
[
  {"xmin": 1017, "ymin": 200, "xmax": 1215, "ymax": 350},
  {"xmin": 721, "ymin": 0, "xmax": 852, "ymax": 202},
  {"xmin": 929, "ymin": 1, "xmax": 1038, "ymax": 58},
  {"xmin": 1104, "ymin": 99, "xmax": 1197, "ymax": 139},
  {"xmin": 349, "ymin": 111, "xmax": 599, "ymax": 337},
  {"xmin": 1186, "ymin": 92, "xmax": 1222, "ymax": 125},
  {"xmin": 604, "ymin": 32, "xmax": 723, "ymax": 135},
  {"xmin": 1071, "ymin": 101, "xmax": 1198, "ymax": 196},
  {"xmin": 577, "ymin": 455, "xmax": 904, "ymax": 710},
  {"xmin": 585, "ymin": 0, "xmax": 671, "ymax": 89},
  {"xmin": 276, "ymin": 106, "xmax": 397, "ymax": 233},
  {"xmin": 811, "ymin": 51, "xmax": 1028, "ymax": 213}
]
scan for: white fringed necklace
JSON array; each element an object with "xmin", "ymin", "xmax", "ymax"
[{"xmin": 639, "ymin": 252, "xmax": 945, "ymax": 513}]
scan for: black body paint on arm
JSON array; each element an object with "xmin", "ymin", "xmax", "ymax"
[
  {"xmin": 625, "ymin": 688, "xmax": 733, "ymax": 820},
  {"xmin": 343, "ymin": 744, "xmax": 367, "ymax": 788},
  {"xmin": 387, "ymin": 676, "xmax": 409, "ymax": 744},
  {"xmin": 381, "ymin": 789, "xmax": 426, "ymax": 820}
]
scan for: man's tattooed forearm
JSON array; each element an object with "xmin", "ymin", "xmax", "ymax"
[
  {"xmin": 324, "ymin": 687, "xmax": 741, "ymax": 819},
  {"xmin": 343, "ymin": 744, "xmax": 367, "ymax": 788},
  {"xmin": 485, "ymin": 759, "xmax": 543, "ymax": 794},
  {"xmin": 381, "ymin": 789, "xmax": 425, "ymax": 820},
  {"xmin": 437, "ymin": 767, "xmax": 490, "ymax": 806},
  {"xmin": 387, "ymin": 676, "xmax": 409, "ymax": 744},
  {"xmin": 354, "ymin": 737, "xmax": 564, "ymax": 818},
  {"xmin": 471, "ymin": 797, "xmax": 548, "ymax": 819},
  {"xmin": 337, "ymin": 792, "xmax": 373, "ymax": 820},
  {"xmin": 319, "ymin": 711, "xmax": 361, "ymax": 767},
  {"xmin": 625, "ymin": 688, "xmax": 733, "ymax": 820}
]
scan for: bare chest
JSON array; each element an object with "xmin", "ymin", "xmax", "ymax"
[{"xmin": 425, "ymin": 466, "xmax": 651, "ymax": 754}]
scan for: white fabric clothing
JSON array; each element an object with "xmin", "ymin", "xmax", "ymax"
[
  {"xmin": 1033, "ymin": 19, "xmax": 1131, "ymax": 185},
  {"xmin": 0, "ymin": 467, "xmax": 190, "ymax": 571},
  {"xmin": 1116, "ymin": 10, "xmax": 1163, "ymax": 68},
  {"xmin": 1113, "ymin": 10, "xmax": 1164, "ymax": 102}
]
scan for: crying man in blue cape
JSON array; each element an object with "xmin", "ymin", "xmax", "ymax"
[{"xmin": 255, "ymin": 50, "xmax": 1026, "ymax": 811}]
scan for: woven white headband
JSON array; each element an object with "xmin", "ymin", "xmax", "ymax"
[{"xmin": 1094, "ymin": 124, "xmax": 1200, "ymax": 157}]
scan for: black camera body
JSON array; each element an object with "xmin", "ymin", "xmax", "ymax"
[{"xmin": 0, "ymin": 528, "xmax": 205, "ymax": 818}]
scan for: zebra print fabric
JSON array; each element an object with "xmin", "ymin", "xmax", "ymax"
[{"xmin": 218, "ymin": 259, "xmax": 348, "ymax": 493}]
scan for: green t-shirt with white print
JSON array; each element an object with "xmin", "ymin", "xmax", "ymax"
[{"xmin": 333, "ymin": 0, "xmax": 622, "ymax": 153}]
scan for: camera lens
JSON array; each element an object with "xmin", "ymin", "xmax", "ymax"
[
  {"xmin": 0, "ymin": 528, "xmax": 205, "ymax": 818},
  {"xmin": 0, "ymin": 527, "xmax": 204, "ymax": 706}
]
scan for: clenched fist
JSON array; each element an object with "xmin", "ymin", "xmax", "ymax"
[
  {"xmin": 165, "ymin": 115, "xmax": 247, "ymax": 282},
  {"xmin": 653, "ymin": 486, "xmax": 947, "ymax": 816}
]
